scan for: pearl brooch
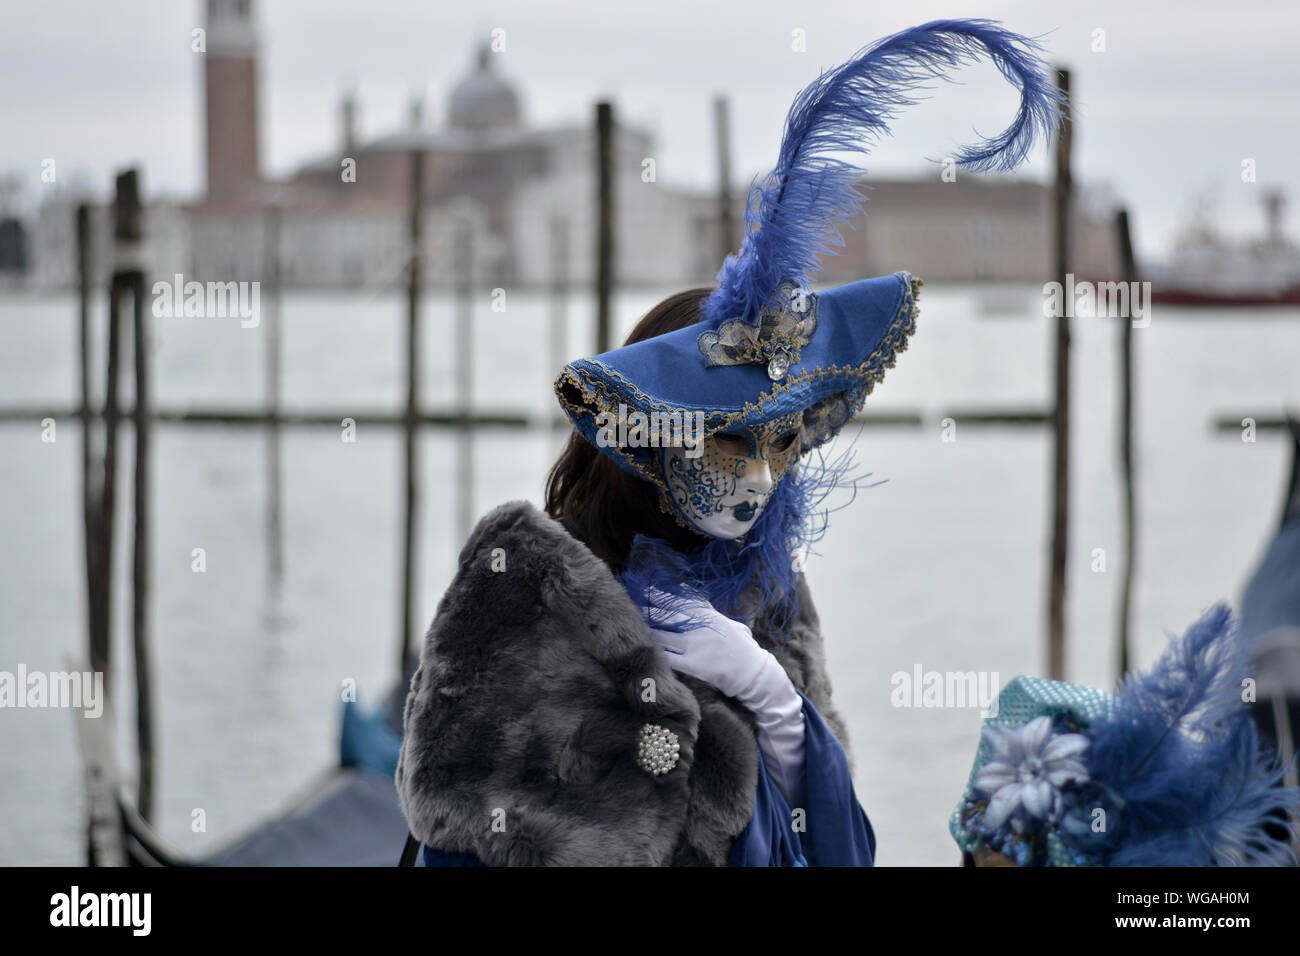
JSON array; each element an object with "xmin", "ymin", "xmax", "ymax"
[{"xmin": 636, "ymin": 723, "xmax": 680, "ymax": 776}]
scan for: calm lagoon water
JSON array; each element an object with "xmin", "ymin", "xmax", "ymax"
[{"xmin": 1, "ymin": 284, "xmax": 1296, "ymax": 865}]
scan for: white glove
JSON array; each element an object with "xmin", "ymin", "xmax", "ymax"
[{"xmin": 642, "ymin": 588, "xmax": 807, "ymax": 808}]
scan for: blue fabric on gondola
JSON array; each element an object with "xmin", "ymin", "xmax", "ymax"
[
  {"xmin": 729, "ymin": 691, "xmax": 875, "ymax": 867},
  {"xmin": 339, "ymin": 700, "xmax": 402, "ymax": 777},
  {"xmin": 1242, "ymin": 520, "xmax": 1300, "ymax": 645},
  {"xmin": 423, "ymin": 846, "xmax": 487, "ymax": 867},
  {"xmin": 420, "ymin": 692, "xmax": 872, "ymax": 867},
  {"xmin": 210, "ymin": 769, "xmax": 410, "ymax": 866}
]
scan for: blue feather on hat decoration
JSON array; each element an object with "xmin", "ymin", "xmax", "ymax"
[
  {"xmin": 705, "ymin": 18, "xmax": 1066, "ymax": 328},
  {"xmin": 1084, "ymin": 603, "xmax": 1300, "ymax": 866}
]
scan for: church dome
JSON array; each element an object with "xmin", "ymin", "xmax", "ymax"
[{"xmin": 448, "ymin": 47, "xmax": 521, "ymax": 131}]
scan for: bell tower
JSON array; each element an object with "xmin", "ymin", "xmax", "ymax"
[{"xmin": 203, "ymin": 0, "xmax": 261, "ymax": 204}]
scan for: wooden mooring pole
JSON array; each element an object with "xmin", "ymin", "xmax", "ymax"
[
  {"xmin": 1047, "ymin": 68, "xmax": 1072, "ymax": 681},
  {"xmin": 595, "ymin": 101, "xmax": 614, "ymax": 354},
  {"xmin": 455, "ymin": 220, "xmax": 474, "ymax": 550},
  {"xmin": 714, "ymin": 94, "xmax": 734, "ymax": 262},
  {"xmin": 77, "ymin": 200, "xmax": 126, "ymax": 867},
  {"xmin": 549, "ymin": 216, "xmax": 569, "ymax": 424},
  {"xmin": 264, "ymin": 198, "xmax": 284, "ymax": 585},
  {"xmin": 93, "ymin": 235, "xmax": 123, "ymax": 704},
  {"xmin": 119, "ymin": 169, "xmax": 156, "ymax": 824},
  {"xmin": 77, "ymin": 204, "xmax": 97, "ymax": 673},
  {"xmin": 1115, "ymin": 208, "xmax": 1139, "ymax": 679},
  {"xmin": 400, "ymin": 149, "xmax": 423, "ymax": 677}
]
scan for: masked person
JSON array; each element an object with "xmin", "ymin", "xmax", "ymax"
[
  {"xmin": 951, "ymin": 604, "xmax": 1300, "ymax": 867},
  {"xmin": 395, "ymin": 18, "xmax": 1065, "ymax": 866}
]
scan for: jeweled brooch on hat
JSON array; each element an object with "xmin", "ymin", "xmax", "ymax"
[{"xmin": 697, "ymin": 281, "xmax": 818, "ymax": 381}]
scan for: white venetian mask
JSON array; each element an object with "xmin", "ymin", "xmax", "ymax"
[{"xmin": 659, "ymin": 414, "xmax": 803, "ymax": 540}]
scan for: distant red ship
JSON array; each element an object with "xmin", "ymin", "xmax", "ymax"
[
  {"xmin": 1151, "ymin": 287, "xmax": 1300, "ymax": 307},
  {"xmin": 1151, "ymin": 188, "xmax": 1300, "ymax": 308}
]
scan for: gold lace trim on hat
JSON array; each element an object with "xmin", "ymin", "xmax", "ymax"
[{"xmin": 554, "ymin": 272, "xmax": 923, "ymax": 504}]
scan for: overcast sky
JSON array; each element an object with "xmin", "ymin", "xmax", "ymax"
[{"xmin": 3, "ymin": 0, "xmax": 1298, "ymax": 262}]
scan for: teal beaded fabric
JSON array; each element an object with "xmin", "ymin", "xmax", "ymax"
[{"xmin": 949, "ymin": 676, "xmax": 1113, "ymax": 867}]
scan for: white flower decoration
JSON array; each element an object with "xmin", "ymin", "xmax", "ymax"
[{"xmin": 972, "ymin": 715, "xmax": 1090, "ymax": 833}]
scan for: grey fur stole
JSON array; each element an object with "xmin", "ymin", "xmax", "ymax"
[{"xmin": 395, "ymin": 500, "xmax": 853, "ymax": 866}]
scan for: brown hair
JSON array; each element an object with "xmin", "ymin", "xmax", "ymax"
[{"xmin": 545, "ymin": 288, "xmax": 715, "ymax": 569}]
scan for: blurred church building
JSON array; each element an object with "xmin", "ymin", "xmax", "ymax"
[{"xmin": 16, "ymin": 0, "xmax": 1116, "ymax": 291}]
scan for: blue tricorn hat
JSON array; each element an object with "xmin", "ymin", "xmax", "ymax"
[
  {"xmin": 555, "ymin": 19, "xmax": 1066, "ymax": 490},
  {"xmin": 556, "ymin": 273, "xmax": 922, "ymax": 491},
  {"xmin": 950, "ymin": 604, "xmax": 1300, "ymax": 867}
]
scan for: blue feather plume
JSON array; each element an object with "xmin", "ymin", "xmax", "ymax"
[
  {"xmin": 1085, "ymin": 603, "xmax": 1300, "ymax": 866},
  {"xmin": 705, "ymin": 18, "xmax": 1066, "ymax": 327}
]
